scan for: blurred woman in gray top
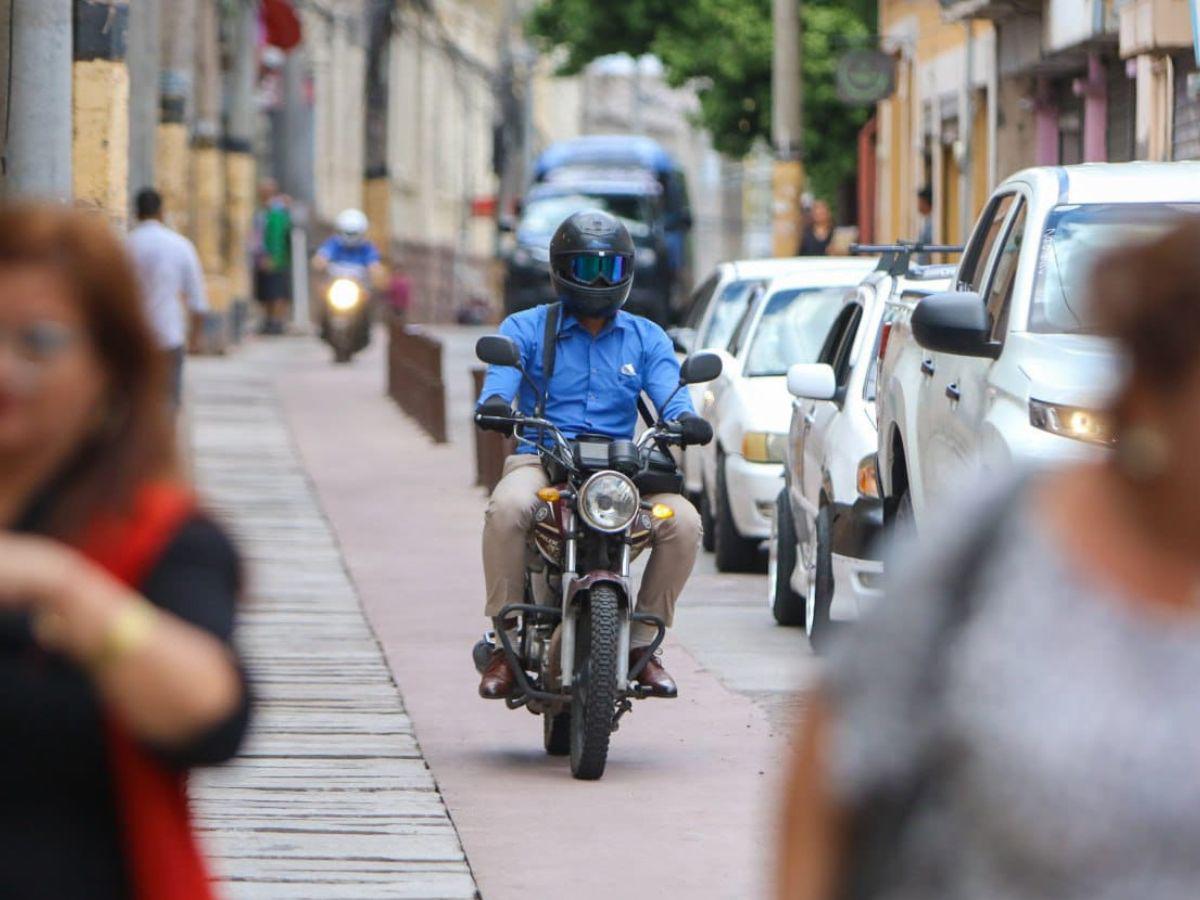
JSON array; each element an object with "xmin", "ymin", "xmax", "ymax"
[{"xmin": 778, "ymin": 216, "xmax": 1200, "ymax": 899}]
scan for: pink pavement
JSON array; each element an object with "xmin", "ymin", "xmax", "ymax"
[{"xmin": 276, "ymin": 335, "xmax": 792, "ymax": 899}]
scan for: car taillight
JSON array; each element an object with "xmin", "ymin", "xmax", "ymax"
[{"xmin": 877, "ymin": 322, "xmax": 893, "ymax": 361}]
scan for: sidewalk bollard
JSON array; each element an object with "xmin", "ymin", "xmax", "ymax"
[
  {"xmin": 387, "ymin": 319, "xmax": 448, "ymax": 443},
  {"xmin": 471, "ymin": 367, "xmax": 512, "ymax": 492}
]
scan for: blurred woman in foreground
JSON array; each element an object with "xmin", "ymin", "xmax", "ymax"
[
  {"xmin": 779, "ymin": 217, "xmax": 1200, "ymax": 899},
  {"xmin": 0, "ymin": 204, "xmax": 249, "ymax": 899}
]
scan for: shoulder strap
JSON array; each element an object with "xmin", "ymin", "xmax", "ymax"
[{"xmin": 536, "ymin": 302, "xmax": 561, "ymax": 418}]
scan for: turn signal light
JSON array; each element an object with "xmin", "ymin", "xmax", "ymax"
[
  {"xmin": 651, "ymin": 503, "xmax": 675, "ymax": 521},
  {"xmin": 536, "ymin": 487, "xmax": 561, "ymax": 502}
]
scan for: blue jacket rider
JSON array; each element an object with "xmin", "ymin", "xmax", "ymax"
[{"xmin": 475, "ymin": 209, "xmax": 712, "ymax": 700}]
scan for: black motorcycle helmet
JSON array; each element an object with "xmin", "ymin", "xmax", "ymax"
[{"xmin": 549, "ymin": 209, "xmax": 635, "ymax": 318}]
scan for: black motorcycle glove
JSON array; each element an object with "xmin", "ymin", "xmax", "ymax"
[
  {"xmin": 677, "ymin": 413, "xmax": 714, "ymax": 447},
  {"xmin": 476, "ymin": 395, "xmax": 515, "ymax": 436}
]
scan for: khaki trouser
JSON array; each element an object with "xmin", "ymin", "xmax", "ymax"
[{"xmin": 483, "ymin": 454, "xmax": 702, "ymax": 645}]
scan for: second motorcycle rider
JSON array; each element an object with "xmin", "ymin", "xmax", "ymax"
[{"xmin": 475, "ymin": 210, "xmax": 713, "ymax": 700}]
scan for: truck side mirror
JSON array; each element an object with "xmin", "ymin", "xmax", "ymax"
[{"xmin": 911, "ymin": 291, "xmax": 1000, "ymax": 359}]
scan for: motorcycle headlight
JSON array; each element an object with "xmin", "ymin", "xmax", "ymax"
[
  {"xmin": 1028, "ymin": 399, "xmax": 1114, "ymax": 447},
  {"xmin": 328, "ymin": 278, "xmax": 362, "ymax": 311},
  {"xmin": 742, "ymin": 431, "xmax": 787, "ymax": 464},
  {"xmin": 578, "ymin": 472, "xmax": 640, "ymax": 533}
]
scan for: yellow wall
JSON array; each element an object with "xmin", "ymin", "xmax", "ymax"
[{"xmin": 875, "ymin": 0, "xmax": 994, "ymax": 244}]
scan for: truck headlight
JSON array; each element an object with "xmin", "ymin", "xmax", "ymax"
[
  {"xmin": 512, "ymin": 247, "xmax": 532, "ymax": 267},
  {"xmin": 1028, "ymin": 399, "xmax": 1114, "ymax": 447},
  {"xmin": 328, "ymin": 278, "xmax": 362, "ymax": 311},
  {"xmin": 578, "ymin": 472, "xmax": 640, "ymax": 533},
  {"xmin": 636, "ymin": 247, "xmax": 657, "ymax": 268},
  {"xmin": 742, "ymin": 432, "xmax": 787, "ymax": 463}
]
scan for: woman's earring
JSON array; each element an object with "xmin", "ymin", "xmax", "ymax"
[{"xmin": 1115, "ymin": 424, "xmax": 1171, "ymax": 481}]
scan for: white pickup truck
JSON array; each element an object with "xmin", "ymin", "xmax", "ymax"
[{"xmin": 876, "ymin": 162, "xmax": 1200, "ymax": 525}]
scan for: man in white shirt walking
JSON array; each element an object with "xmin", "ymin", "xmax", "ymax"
[{"xmin": 126, "ymin": 188, "xmax": 209, "ymax": 407}]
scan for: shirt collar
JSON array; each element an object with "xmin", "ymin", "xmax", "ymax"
[{"xmin": 558, "ymin": 309, "xmax": 628, "ymax": 339}]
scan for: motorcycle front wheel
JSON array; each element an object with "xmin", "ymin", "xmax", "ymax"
[{"xmin": 569, "ymin": 585, "xmax": 620, "ymax": 780}]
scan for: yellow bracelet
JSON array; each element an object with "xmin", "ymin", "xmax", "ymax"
[{"xmin": 90, "ymin": 601, "xmax": 159, "ymax": 670}]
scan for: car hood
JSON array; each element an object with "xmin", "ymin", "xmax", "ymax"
[
  {"xmin": 1009, "ymin": 332, "xmax": 1124, "ymax": 406},
  {"xmin": 728, "ymin": 375, "xmax": 794, "ymax": 433}
]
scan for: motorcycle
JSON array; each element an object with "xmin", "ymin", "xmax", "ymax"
[
  {"xmin": 321, "ymin": 263, "xmax": 372, "ymax": 364},
  {"xmin": 473, "ymin": 334, "xmax": 722, "ymax": 780}
]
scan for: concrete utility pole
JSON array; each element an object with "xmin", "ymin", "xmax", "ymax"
[
  {"xmin": 2, "ymin": 0, "xmax": 72, "ymax": 201},
  {"xmin": 278, "ymin": 48, "xmax": 314, "ymax": 209},
  {"xmin": 127, "ymin": 0, "xmax": 161, "ymax": 208},
  {"xmin": 364, "ymin": 0, "xmax": 393, "ymax": 260},
  {"xmin": 771, "ymin": 0, "xmax": 804, "ymax": 257},
  {"xmin": 192, "ymin": 0, "xmax": 227, "ymax": 347},
  {"xmin": 73, "ymin": 0, "xmax": 132, "ymax": 225},
  {"xmin": 224, "ymin": 0, "xmax": 258, "ymax": 333},
  {"xmin": 158, "ymin": 0, "xmax": 196, "ymax": 232}
]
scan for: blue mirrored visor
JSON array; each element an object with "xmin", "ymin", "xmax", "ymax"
[{"xmin": 554, "ymin": 253, "xmax": 632, "ymax": 287}]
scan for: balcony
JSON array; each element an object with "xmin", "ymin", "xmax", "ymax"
[{"xmin": 1118, "ymin": 0, "xmax": 1195, "ymax": 57}]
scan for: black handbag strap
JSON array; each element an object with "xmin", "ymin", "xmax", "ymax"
[{"xmin": 536, "ymin": 302, "xmax": 561, "ymax": 418}]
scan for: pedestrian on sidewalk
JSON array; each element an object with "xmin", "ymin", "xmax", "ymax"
[
  {"xmin": 797, "ymin": 199, "xmax": 834, "ymax": 256},
  {"xmin": 0, "ymin": 203, "xmax": 251, "ymax": 900},
  {"xmin": 253, "ymin": 180, "xmax": 293, "ymax": 335},
  {"xmin": 778, "ymin": 215, "xmax": 1200, "ymax": 899},
  {"xmin": 126, "ymin": 188, "xmax": 208, "ymax": 408}
]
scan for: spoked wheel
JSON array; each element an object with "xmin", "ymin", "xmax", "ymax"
[
  {"xmin": 569, "ymin": 585, "xmax": 620, "ymax": 780},
  {"xmin": 543, "ymin": 711, "xmax": 571, "ymax": 756}
]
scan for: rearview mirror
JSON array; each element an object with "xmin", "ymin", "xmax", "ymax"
[
  {"xmin": 667, "ymin": 326, "xmax": 696, "ymax": 355},
  {"xmin": 680, "ymin": 351, "xmax": 722, "ymax": 385},
  {"xmin": 787, "ymin": 363, "xmax": 836, "ymax": 401},
  {"xmin": 476, "ymin": 335, "xmax": 522, "ymax": 368},
  {"xmin": 911, "ymin": 291, "xmax": 999, "ymax": 359}
]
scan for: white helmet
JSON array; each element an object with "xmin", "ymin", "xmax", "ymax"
[{"xmin": 335, "ymin": 208, "xmax": 369, "ymax": 244}]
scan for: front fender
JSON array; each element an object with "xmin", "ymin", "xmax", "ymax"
[{"xmin": 566, "ymin": 571, "xmax": 630, "ymax": 606}]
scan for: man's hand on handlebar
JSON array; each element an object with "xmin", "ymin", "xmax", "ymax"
[
  {"xmin": 475, "ymin": 395, "xmax": 516, "ymax": 436},
  {"xmin": 672, "ymin": 413, "xmax": 714, "ymax": 447}
]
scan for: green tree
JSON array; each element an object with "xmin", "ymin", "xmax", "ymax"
[{"xmin": 527, "ymin": 0, "xmax": 876, "ymax": 207}]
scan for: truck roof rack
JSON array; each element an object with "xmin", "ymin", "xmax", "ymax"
[{"xmin": 849, "ymin": 242, "xmax": 964, "ymax": 277}]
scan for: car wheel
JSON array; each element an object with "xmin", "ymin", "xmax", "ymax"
[
  {"xmin": 714, "ymin": 453, "xmax": 762, "ymax": 573},
  {"xmin": 700, "ymin": 479, "xmax": 716, "ymax": 553},
  {"xmin": 894, "ymin": 488, "xmax": 915, "ymax": 539},
  {"xmin": 806, "ymin": 505, "xmax": 835, "ymax": 654},
  {"xmin": 769, "ymin": 490, "xmax": 806, "ymax": 626}
]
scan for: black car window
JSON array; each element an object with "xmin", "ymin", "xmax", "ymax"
[
  {"xmin": 983, "ymin": 199, "xmax": 1027, "ymax": 343},
  {"xmin": 958, "ymin": 193, "xmax": 1015, "ymax": 293},
  {"xmin": 831, "ymin": 304, "xmax": 864, "ymax": 388}
]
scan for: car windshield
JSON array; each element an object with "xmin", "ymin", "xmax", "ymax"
[
  {"xmin": 743, "ymin": 287, "xmax": 847, "ymax": 377},
  {"xmin": 700, "ymin": 278, "xmax": 762, "ymax": 350},
  {"xmin": 1030, "ymin": 202, "xmax": 1200, "ymax": 333},
  {"xmin": 518, "ymin": 193, "xmax": 652, "ymax": 240}
]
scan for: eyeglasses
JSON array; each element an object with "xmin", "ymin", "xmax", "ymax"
[
  {"xmin": 553, "ymin": 253, "xmax": 632, "ymax": 287},
  {"xmin": 0, "ymin": 321, "xmax": 80, "ymax": 366}
]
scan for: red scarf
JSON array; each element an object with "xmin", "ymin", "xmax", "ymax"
[{"xmin": 79, "ymin": 482, "xmax": 216, "ymax": 900}]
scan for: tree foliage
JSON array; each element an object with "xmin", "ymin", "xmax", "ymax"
[{"xmin": 526, "ymin": 0, "xmax": 876, "ymax": 205}]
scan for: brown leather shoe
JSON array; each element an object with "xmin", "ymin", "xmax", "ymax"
[
  {"xmin": 479, "ymin": 649, "xmax": 517, "ymax": 699},
  {"xmin": 629, "ymin": 648, "xmax": 678, "ymax": 698}
]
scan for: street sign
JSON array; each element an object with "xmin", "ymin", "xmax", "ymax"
[{"xmin": 835, "ymin": 49, "xmax": 897, "ymax": 105}]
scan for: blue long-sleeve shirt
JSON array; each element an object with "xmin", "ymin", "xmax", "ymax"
[{"xmin": 478, "ymin": 305, "xmax": 695, "ymax": 453}]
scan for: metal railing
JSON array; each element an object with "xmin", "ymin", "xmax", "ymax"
[{"xmin": 387, "ymin": 320, "xmax": 448, "ymax": 444}]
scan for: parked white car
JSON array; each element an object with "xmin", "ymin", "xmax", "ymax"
[
  {"xmin": 877, "ymin": 162, "xmax": 1200, "ymax": 526},
  {"xmin": 697, "ymin": 258, "xmax": 878, "ymax": 572},
  {"xmin": 670, "ymin": 257, "xmax": 811, "ymax": 500},
  {"xmin": 771, "ymin": 256, "xmax": 953, "ymax": 649}
]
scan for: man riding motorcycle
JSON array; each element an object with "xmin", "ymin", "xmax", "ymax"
[
  {"xmin": 475, "ymin": 209, "xmax": 713, "ymax": 701},
  {"xmin": 313, "ymin": 208, "xmax": 386, "ymax": 283}
]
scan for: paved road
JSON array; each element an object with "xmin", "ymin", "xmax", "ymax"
[{"xmin": 213, "ymin": 328, "xmax": 818, "ymax": 898}]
